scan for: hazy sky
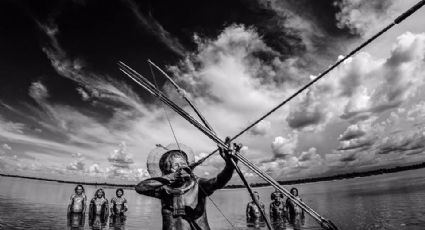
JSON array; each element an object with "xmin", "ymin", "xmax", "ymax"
[{"xmin": 1, "ymin": 0, "xmax": 425, "ymax": 184}]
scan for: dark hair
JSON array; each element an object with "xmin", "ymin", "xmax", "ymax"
[
  {"xmin": 94, "ymin": 188, "xmax": 105, "ymax": 198},
  {"xmin": 75, "ymin": 184, "xmax": 85, "ymax": 193},
  {"xmin": 159, "ymin": 150, "xmax": 188, "ymax": 173},
  {"xmin": 271, "ymin": 191, "xmax": 283, "ymax": 200},
  {"xmin": 116, "ymin": 188, "xmax": 124, "ymax": 196},
  {"xmin": 290, "ymin": 187, "xmax": 298, "ymax": 196}
]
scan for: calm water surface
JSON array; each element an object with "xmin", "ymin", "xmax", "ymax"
[{"xmin": 1, "ymin": 168, "xmax": 425, "ymax": 230}]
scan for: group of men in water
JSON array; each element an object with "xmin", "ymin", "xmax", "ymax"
[
  {"xmin": 67, "ymin": 184, "xmax": 128, "ymax": 229},
  {"xmin": 66, "ymin": 140, "xmax": 305, "ymax": 230},
  {"xmin": 246, "ymin": 188, "xmax": 305, "ymax": 228}
]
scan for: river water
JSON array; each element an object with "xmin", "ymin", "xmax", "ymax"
[{"xmin": 1, "ymin": 168, "xmax": 425, "ymax": 230}]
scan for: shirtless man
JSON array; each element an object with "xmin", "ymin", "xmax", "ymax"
[
  {"xmin": 135, "ymin": 141, "xmax": 239, "ymax": 230},
  {"xmin": 110, "ymin": 188, "xmax": 128, "ymax": 216},
  {"xmin": 270, "ymin": 190, "xmax": 286, "ymax": 222},
  {"xmin": 67, "ymin": 184, "xmax": 87, "ymax": 229},
  {"xmin": 68, "ymin": 184, "xmax": 87, "ymax": 214},
  {"xmin": 89, "ymin": 188, "xmax": 109, "ymax": 228},
  {"xmin": 109, "ymin": 188, "xmax": 128, "ymax": 228},
  {"xmin": 246, "ymin": 191, "xmax": 265, "ymax": 224},
  {"xmin": 286, "ymin": 187, "xmax": 305, "ymax": 226}
]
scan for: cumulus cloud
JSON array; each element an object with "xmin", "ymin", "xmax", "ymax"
[
  {"xmin": 259, "ymin": 156, "xmax": 301, "ymax": 178},
  {"xmin": 29, "ymin": 81, "xmax": 49, "ymax": 101},
  {"xmin": 271, "ymin": 134, "xmax": 298, "ymax": 159},
  {"xmin": 0, "ymin": 143, "xmax": 12, "ymax": 156},
  {"xmin": 298, "ymin": 147, "xmax": 318, "ymax": 162},
  {"xmin": 66, "ymin": 159, "xmax": 85, "ymax": 171},
  {"xmin": 335, "ymin": 0, "xmax": 398, "ymax": 36},
  {"xmin": 2, "ymin": 144, "xmax": 12, "ymax": 151},
  {"xmin": 76, "ymin": 87, "xmax": 90, "ymax": 101},
  {"xmin": 376, "ymin": 129, "xmax": 425, "ymax": 155},
  {"xmin": 104, "ymin": 166, "xmax": 149, "ymax": 181},
  {"xmin": 338, "ymin": 33, "xmax": 425, "ymax": 121},
  {"xmin": 108, "ymin": 142, "xmax": 134, "ymax": 168},
  {"xmin": 88, "ymin": 163, "xmax": 103, "ymax": 174},
  {"xmin": 338, "ymin": 124, "xmax": 367, "ymax": 141},
  {"xmin": 250, "ymin": 120, "xmax": 271, "ymax": 136},
  {"xmin": 286, "ymin": 91, "xmax": 327, "ymax": 131},
  {"xmin": 407, "ymin": 101, "xmax": 425, "ymax": 121},
  {"xmin": 338, "ymin": 136, "xmax": 376, "ymax": 151}
]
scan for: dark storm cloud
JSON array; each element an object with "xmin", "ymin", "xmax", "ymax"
[
  {"xmin": 287, "ymin": 107, "xmax": 324, "ymax": 130},
  {"xmin": 286, "ymin": 91, "xmax": 326, "ymax": 130}
]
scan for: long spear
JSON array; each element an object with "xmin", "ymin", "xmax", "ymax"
[
  {"xmin": 147, "ymin": 60, "xmax": 273, "ymax": 230},
  {"xmin": 118, "ymin": 62, "xmax": 339, "ymax": 230}
]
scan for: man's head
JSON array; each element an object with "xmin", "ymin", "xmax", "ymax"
[
  {"xmin": 75, "ymin": 184, "xmax": 84, "ymax": 195},
  {"xmin": 290, "ymin": 187, "xmax": 299, "ymax": 196},
  {"xmin": 271, "ymin": 191, "xmax": 283, "ymax": 202},
  {"xmin": 116, "ymin": 188, "xmax": 124, "ymax": 197},
  {"xmin": 95, "ymin": 188, "xmax": 105, "ymax": 198},
  {"xmin": 159, "ymin": 150, "xmax": 189, "ymax": 175}
]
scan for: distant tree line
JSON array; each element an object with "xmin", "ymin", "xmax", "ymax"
[{"xmin": 1, "ymin": 161, "xmax": 425, "ymax": 188}]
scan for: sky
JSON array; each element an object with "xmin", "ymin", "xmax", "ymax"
[{"xmin": 1, "ymin": 0, "xmax": 425, "ymax": 184}]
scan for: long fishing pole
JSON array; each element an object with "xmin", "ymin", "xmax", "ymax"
[
  {"xmin": 147, "ymin": 60, "xmax": 274, "ymax": 230},
  {"xmin": 118, "ymin": 63, "xmax": 338, "ymax": 230},
  {"xmin": 192, "ymin": 0, "xmax": 425, "ymax": 167}
]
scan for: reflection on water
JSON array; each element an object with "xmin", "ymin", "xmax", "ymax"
[
  {"xmin": 109, "ymin": 214, "xmax": 126, "ymax": 230},
  {"xmin": 67, "ymin": 212, "xmax": 85, "ymax": 229},
  {"xmin": 1, "ymin": 168, "xmax": 425, "ymax": 229}
]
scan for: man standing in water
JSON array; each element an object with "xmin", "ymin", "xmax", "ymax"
[
  {"xmin": 89, "ymin": 188, "xmax": 109, "ymax": 228},
  {"xmin": 270, "ymin": 190, "xmax": 286, "ymax": 222},
  {"xmin": 110, "ymin": 188, "xmax": 128, "ymax": 216},
  {"xmin": 135, "ymin": 141, "xmax": 239, "ymax": 230},
  {"xmin": 286, "ymin": 187, "xmax": 305, "ymax": 226},
  {"xmin": 67, "ymin": 184, "xmax": 87, "ymax": 228},
  {"xmin": 246, "ymin": 191, "xmax": 265, "ymax": 225},
  {"xmin": 68, "ymin": 184, "xmax": 87, "ymax": 214},
  {"xmin": 110, "ymin": 188, "xmax": 128, "ymax": 228}
]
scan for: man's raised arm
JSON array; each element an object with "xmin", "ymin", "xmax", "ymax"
[
  {"xmin": 199, "ymin": 158, "xmax": 234, "ymax": 195},
  {"xmin": 199, "ymin": 140, "xmax": 241, "ymax": 195}
]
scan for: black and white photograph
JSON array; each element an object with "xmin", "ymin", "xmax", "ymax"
[{"xmin": 1, "ymin": 0, "xmax": 425, "ymax": 229}]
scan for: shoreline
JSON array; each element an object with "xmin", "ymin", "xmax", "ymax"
[{"xmin": 1, "ymin": 161, "xmax": 425, "ymax": 189}]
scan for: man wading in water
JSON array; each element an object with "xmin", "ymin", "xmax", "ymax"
[{"xmin": 135, "ymin": 141, "xmax": 240, "ymax": 230}]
